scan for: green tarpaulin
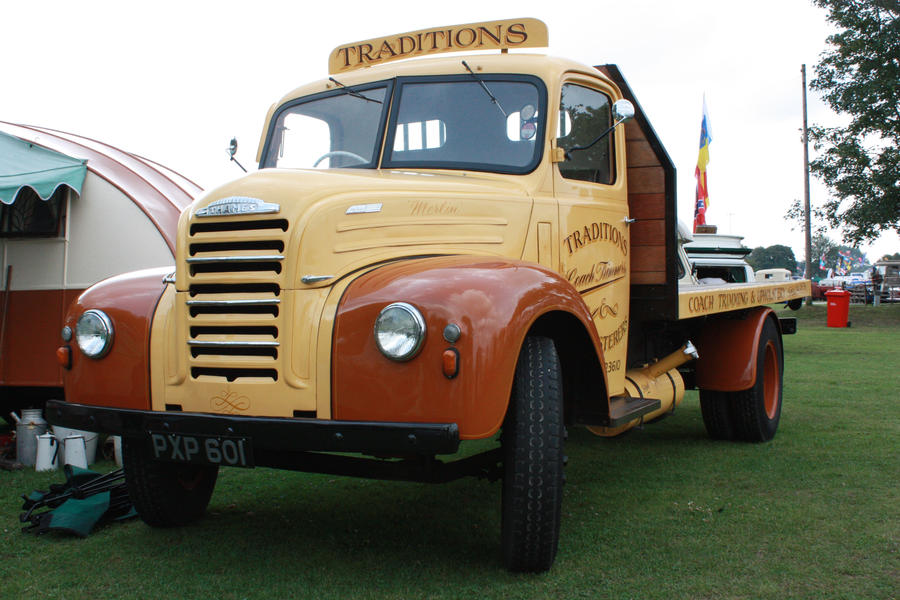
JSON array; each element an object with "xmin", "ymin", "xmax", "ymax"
[{"xmin": 0, "ymin": 131, "xmax": 87, "ymax": 205}]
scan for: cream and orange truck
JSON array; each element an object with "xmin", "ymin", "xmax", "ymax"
[{"xmin": 46, "ymin": 20, "xmax": 810, "ymax": 572}]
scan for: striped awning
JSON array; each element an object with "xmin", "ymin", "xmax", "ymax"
[{"xmin": 0, "ymin": 131, "xmax": 87, "ymax": 204}]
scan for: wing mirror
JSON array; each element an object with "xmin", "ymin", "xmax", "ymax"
[
  {"xmin": 227, "ymin": 137, "xmax": 247, "ymax": 173},
  {"xmin": 612, "ymin": 99, "xmax": 635, "ymax": 123}
]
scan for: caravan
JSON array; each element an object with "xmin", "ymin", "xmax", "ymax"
[{"xmin": 0, "ymin": 123, "xmax": 200, "ymax": 417}]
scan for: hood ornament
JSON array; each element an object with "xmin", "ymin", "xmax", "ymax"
[{"xmin": 196, "ymin": 196, "xmax": 280, "ymax": 218}]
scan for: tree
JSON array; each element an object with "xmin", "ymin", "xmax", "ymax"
[
  {"xmin": 808, "ymin": 0, "xmax": 900, "ymax": 245},
  {"xmin": 747, "ymin": 245, "xmax": 798, "ymax": 273}
]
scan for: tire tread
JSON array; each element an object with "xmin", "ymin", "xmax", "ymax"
[{"xmin": 502, "ymin": 336, "xmax": 564, "ymax": 572}]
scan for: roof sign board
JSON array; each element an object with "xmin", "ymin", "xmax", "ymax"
[
  {"xmin": 0, "ymin": 131, "xmax": 87, "ymax": 205},
  {"xmin": 328, "ymin": 18, "xmax": 549, "ymax": 74}
]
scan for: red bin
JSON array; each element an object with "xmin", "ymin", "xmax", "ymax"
[{"xmin": 825, "ymin": 289, "xmax": 851, "ymax": 328}]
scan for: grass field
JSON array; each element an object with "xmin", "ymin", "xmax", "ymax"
[{"xmin": 1, "ymin": 304, "xmax": 897, "ymax": 599}]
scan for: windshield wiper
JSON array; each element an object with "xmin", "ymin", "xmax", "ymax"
[
  {"xmin": 328, "ymin": 77, "xmax": 382, "ymax": 104},
  {"xmin": 461, "ymin": 61, "xmax": 507, "ymax": 117}
]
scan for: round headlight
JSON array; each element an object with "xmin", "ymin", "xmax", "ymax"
[
  {"xmin": 374, "ymin": 302, "xmax": 426, "ymax": 361},
  {"xmin": 75, "ymin": 310, "xmax": 114, "ymax": 359}
]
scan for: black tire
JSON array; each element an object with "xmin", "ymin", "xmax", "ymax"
[
  {"xmin": 501, "ymin": 336, "xmax": 565, "ymax": 573},
  {"xmin": 699, "ymin": 319, "xmax": 783, "ymax": 442},
  {"xmin": 731, "ymin": 318, "xmax": 783, "ymax": 442},
  {"xmin": 123, "ymin": 437, "xmax": 219, "ymax": 527},
  {"xmin": 699, "ymin": 389, "xmax": 736, "ymax": 440}
]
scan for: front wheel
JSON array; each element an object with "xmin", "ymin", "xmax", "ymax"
[
  {"xmin": 123, "ymin": 438, "xmax": 219, "ymax": 527},
  {"xmin": 501, "ymin": 336, "xmax": 565, "ymax": 572}
]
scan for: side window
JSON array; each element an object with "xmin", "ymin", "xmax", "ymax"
[
  {"xmin": 557, "ymin": 84, "xmax": 614, "ymax": 184},
  {"xmin": 0, "ymin": 186, "xmax": 66, "ymax": 237}
]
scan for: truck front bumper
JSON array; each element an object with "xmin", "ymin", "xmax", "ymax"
[{"xmin": 45, "ymin": 399, "xmax": 461, "ymax": 458}]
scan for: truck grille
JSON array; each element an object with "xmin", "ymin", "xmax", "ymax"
[{"xmin": 185, "ymin": 218, "xmax": 289, "ymax": 382}]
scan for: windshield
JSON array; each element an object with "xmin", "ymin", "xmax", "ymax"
[
  {"xmin": 385, "ymin": 76, "xmax": 545, "ymax": 173},
  {"xmin": 264, "ymin": 83, "xmax": 389, "ymax": 169},
  {"xmin": 261, "ymin": 75, "xmax": 545, "ymax": 173}
]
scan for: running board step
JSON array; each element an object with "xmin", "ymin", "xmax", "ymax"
[
  {"xmin": 606, "ymin": 395, "xmax": 661, "ymax": 427},
  {"xmin": 573, "ymin": 394, "xmax": 662, "ymax": 428}
]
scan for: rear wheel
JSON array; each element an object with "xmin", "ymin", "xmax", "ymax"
[
  {"xmin": 699, "ymin": 390, "xmax": 736, "ymax": 440},
  {"xmin": 732, "ymin": 318, "xmax": 783, "ymax": 442},
  {"xmin": 123, "ymin": 438, "xmax": 218, "ymax": 527},
  {"xmin": 699, "ymin": 318, "xmax": 783, "ymax": 443},
  {"xmin": 501, "ymin": 336, "xmax": 565, "ymax": 572}
]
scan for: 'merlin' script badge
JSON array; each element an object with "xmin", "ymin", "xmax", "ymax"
[
  {"xmin": 329, "ymin": 18, "xmax": 549, "ymax": 74},
  {"xmin": 195, "ymin": 196, "xmax": 280, "ymax": 218}
]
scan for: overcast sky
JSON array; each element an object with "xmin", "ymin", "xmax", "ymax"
[{"xmin": 4, "ymin": 0, "xmax": 897, "ymax": 263}]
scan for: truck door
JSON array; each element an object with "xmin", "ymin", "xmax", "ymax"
[{"xmin": 553, "ymin": 77, "xmax": 630, "ymax": 397}]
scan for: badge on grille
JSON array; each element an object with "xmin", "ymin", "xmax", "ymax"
[
  {"xmin": 195, "ymin": 196, "xmax": 280, "ymax": 217},
  {"xmin": 211, "ymin": 389, "xmax": 251, "ymax": 414}
]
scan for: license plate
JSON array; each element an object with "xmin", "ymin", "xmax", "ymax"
[{"xmin": 149, "ymin": 432, "xmax": 253, "ymax": 468}]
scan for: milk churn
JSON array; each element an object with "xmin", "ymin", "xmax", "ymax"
[{"xmin": 11, "ymin": 408, "xmax": 48, "ymax": 467}]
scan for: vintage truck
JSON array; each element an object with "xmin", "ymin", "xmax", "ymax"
[{"xmin": 46, "ymin": 19, "xmax": 810, "ymax": 572}]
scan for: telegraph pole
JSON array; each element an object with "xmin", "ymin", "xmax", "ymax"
[{"xmin": 801, "ymin": 64, "xmax": 813, "ymax": 304}]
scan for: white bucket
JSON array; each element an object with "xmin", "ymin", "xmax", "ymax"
[
  {"xmin": 52, "ymin": 426, "xmax": 98, "ymax": 466},
  {"xmin": 34, "ymin": 433, "xmax": 59, "ymax": 471},
  {"xmin": 62, "ymin": 435, "xmax": 87, "ymax": 469}
]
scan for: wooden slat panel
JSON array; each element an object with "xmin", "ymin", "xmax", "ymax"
[
  {"xmin": 631, "ymin": 270, "xmax": 666, "ymax": 285},
  {"xmin": 630, "ymin": 219, "xmax": 666, "ymax": 246},
  {"xmin": 625, "ymin": 140, "xmax": 658, "ymax": 168},
  {"xmin": 624, "ymin": 120, "xmax": 646, "ymax": 142},
  {"xmin": 626, "ymin": 166, "xmax": 665, "ymax": 194},
  {"xmin": 598, "ymin": 63, "xmax": 677, "ymax": 317},
  {"xmin": 631, "ymin": 245, "xmax": 666, "ymax": 272},
  {"xmin": 628, "ymin": 193, "xmax": 666, "ymax": 220}
]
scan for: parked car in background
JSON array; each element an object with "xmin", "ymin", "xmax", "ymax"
[{"xmin": 755, "ymin": 268, "xmax": 791, "ymax": 283}]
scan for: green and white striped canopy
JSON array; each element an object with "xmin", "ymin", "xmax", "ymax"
[{"xmin": 0, "ymin": 131, "xmax": 86, "ymax": 204}]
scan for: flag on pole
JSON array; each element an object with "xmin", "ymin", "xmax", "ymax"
[
  {"xmin": 837, "ymin": 250, "xmax": 854, "ymax": 275},
  {"xmin": 693, "ymin": 97, "xmax": 712, "ymax": 232}
]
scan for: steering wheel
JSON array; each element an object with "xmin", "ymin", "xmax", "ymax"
[{"xmin": 312, "ymin": 150, "xmax": 367, "ymax": 168}]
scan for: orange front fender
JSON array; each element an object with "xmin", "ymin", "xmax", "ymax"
[
  {"xmin": 331, "ymin": 256, "xmax": 606, "ymax": 440},
  {"xmin": 694, "ymin": 307, "xmax": 780, "ymax": 392},
  {"xmin": 62, "ymin": 268, "xmax": 170, "ymax": 410}
]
